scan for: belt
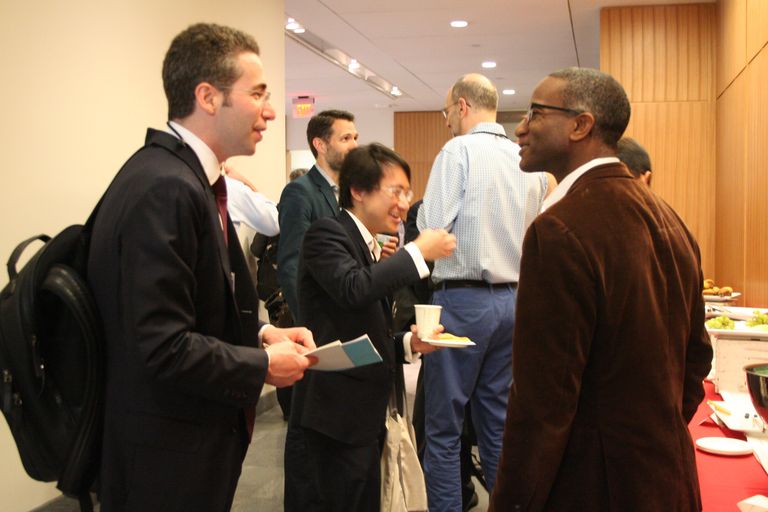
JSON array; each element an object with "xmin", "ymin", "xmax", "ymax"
[{"xmin": 441, "ymin": 280, "xmax": 516, "ymax": 289}]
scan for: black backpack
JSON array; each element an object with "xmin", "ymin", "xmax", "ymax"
[
  {"xmin": 250, "ymin": 233, "xmax": 294, "ymax": 327},
  {"xmin": 0, "ymin": 206, "xmax": 104, "ymax": 511}
]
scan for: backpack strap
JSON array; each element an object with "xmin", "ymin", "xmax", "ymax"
[{"xmin": 6, "ymin": 235, "xmax": 51, "ymax": 284}]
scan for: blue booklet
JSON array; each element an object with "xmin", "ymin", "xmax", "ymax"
[{"xmin": 306, "ymin": 334, "xmax": 382, "ymax": 371}]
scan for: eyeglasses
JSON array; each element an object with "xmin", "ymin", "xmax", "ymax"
[
  {"xmin": 524, "ymin": 102, "xmax": 584, "ymax": 123},
  {"xmin": 441, "ymin": 100, "xmax": 471, "ymax": 119},
  {"xmin": 441, "ymin": 101, "xmax": 459, "ymax": 119},
  {"xmin": 222, "ymin": 87, "xmax": 272, "ymax": 103},
  {"xmin": 381, "ymin": 186, "xmax": 414, "ymax": 203}
]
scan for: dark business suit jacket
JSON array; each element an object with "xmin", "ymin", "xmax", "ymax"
[
  {"xmin": 88, "ymin": 129, "xmax": 268, "ymax": 512},
  {"xmin": 490, "ymin": 163, "xmax": 712, "ymax": 512},
  {"xmin": 290, "ymin": 210, "xmax": 421, "ymax": 446},
  {"xmin": 277, "ymin": 165, "xmax": 340, "ymax": 319}
]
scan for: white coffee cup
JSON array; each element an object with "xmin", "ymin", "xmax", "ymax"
[{"xmin": 414, "ymin": 304, "xmax": 442, "ymax": 339}]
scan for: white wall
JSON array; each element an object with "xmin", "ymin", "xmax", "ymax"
[
  {"xmin": 286, "ymin": 108, "xmax": 394, "ymax": 150},
  {"xmin": 0, "ymin": 1, "xmax": 285, "ymax": 509}
]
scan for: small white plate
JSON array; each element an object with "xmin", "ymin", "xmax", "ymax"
[
  {"xmin": 424, "ymin": 338, "xmax": 475, "ymax": 348},
  {"xmin": 704, "ymin": 292, "xmax": 741, "ymax": 302},
  {"xmin": 695, "ymin": 437, "xmax": 753, "ymax": 456}
]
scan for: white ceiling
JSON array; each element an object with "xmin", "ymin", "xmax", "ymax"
[{"xmin": 284, "ymin": 0, "xmax": 713, "ymax": 112}]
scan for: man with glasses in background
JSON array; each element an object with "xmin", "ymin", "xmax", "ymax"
[
  {"xmin": 417, "ymin": 73, "xmax": 554, "ymax": 511},
  {"xmin": 490, "ymin": 68, "xmax": 711, "ymax": 510},
  {"xmin": 289, "ymin": 143, "xmax": 455, "ymax": 511}
]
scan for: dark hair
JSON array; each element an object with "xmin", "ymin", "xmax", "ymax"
[
  {"xmin": 617, "ymin": 137, "xmax": 652, "ymax": 177},
  {"xmin": 339, "ymin": 143, "xmax": 411, "ymax": 209},
  {"xmin": 451, "ymin": 74, "xmax": 498, "ymax": 111},
  {"xmin": 289, "ymin": 168, "xmax": 308, "ymax": 181},
  {"xmin": 306, "ymin": 110, "xmax": 355, "ymax": 157},
  {"xmin": 163, "ymin": 23, "xmax": 260, "ymax": 120},
  {"xmin": 548, "ymin": 67, "xmax": 631, "ymax": 147}
]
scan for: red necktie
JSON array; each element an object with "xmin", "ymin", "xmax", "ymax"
[
  {"xmin": 214, "ymin": 175, "xmax": 253, "ymax": 438},
  {"xmin": 212, "ymin": 175, "xmax": 228, "ymax": 246}
]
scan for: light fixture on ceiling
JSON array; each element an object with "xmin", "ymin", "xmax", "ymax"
[
  {"xmin": 285, "ymin": 17, "xmax": 406, "ymax": 100},
  {"xmin": 285, "ymin": 18, "xmax": 300, "ymax": 31},
  {"xmin": 450, "ymin": 20, "xmax": 468, "ymax": 28},
  {"xmin": 482, "ymin": 61, "xmax": 497, "ymax": 69},
  {"xmin": 502, "ymin": 89, "xmax": 516, "ymax": 95}
]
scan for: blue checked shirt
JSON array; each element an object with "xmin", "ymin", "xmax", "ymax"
[{"xmin": 417, "ymin": 122, "xmax": 549, "ymax": 284}]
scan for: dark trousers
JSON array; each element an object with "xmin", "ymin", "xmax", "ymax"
[
  {"xmin": 283, "ymin": 424, "xmax": 319, "ymax": 512},
  {"xmin": 302, "ymin": 427, "xmax": 381, "ymax": 512}
]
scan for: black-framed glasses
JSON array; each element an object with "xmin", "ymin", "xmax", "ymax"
[
  {"xmin": 381, "ymin": 186, "xmax": 414, "ymax": 203},
  {"xmin": 524, "ymin": 102, "xmax": 584, "ymax": 123}
]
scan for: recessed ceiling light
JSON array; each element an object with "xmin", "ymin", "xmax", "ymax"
[
  {"xmin": 450, "ymin": 20, "xmax": 469, "ymax": 28},
  {"xmin": 293, "ymin": 28, "xmax": 306, "ymax": 34},
  {"xmin": 348, "ymin": 59, "xmax": 360, "ymax": 71},
  {"xmin": 391, "ymin": 86, "xmax": 402, "ymax": 97},
  {"xmin": 502, "ymin": 89, "xmax": 516, "ymax": 95},
  {"xmin": 481, "ymin": 61, "xmax": 497, "ymax": 69},
  {"xmin": 285, "ymin": 18, "xmax": 300, "ymax": 30}
]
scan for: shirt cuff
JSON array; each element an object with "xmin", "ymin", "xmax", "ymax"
[
  {"xmin": 258, "ymin": 324, "xmax": 272, "ymax": 363},
  {"xmin": 402, "ymin": 332, "xmax": 421, "ymax": 363},
  {"xmin": 404, "ymin": 242, "xmax": 430, "ymax": 278}
]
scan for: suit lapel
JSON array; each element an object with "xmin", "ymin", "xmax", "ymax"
[
  {"xmin": 145, "ymin": 129, "xmax": 233, "ymax": 292},
  {"xmin": 308, "ymin": 166, "xmax": 340, "ymax": 217}
]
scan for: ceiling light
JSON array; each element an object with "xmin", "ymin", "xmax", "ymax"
[
  {"xmin": 481, "ymin": 61, "xmax": 497, "ymax": 69},
  {"xmin": 450, "ymin": 20, "xmax": 469, "ymax": 28},
  {"xmin": 502, "ymin": 89, "xmax": 516, "ymax": 95},
  {"xmin": 285, "ymin": 18, "xmax": 300, "ymax": 30},
  {"xmin": 286, "ymin": 27, "xmax": 406, "ymax": 100}
]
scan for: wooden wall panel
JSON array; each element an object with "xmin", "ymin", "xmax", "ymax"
[
  {"xmin": 714, "ymin": 76, "xmax": 747, "ymax": 300},
  {"xmin": 601, "ymin": 4, "xmax": 716, "ymax": 277},
  {"xmin": 717, "ymin": 0, "xmax": 747, "ymax": 96},
  {"xmin": 747, "ymin": 0, "xmax": 768, "ymax": 63},
  {"xmin": 623, "ymin": 101, "xmax": 716, "ymax": 277},
  {"xmin": 744, "ymin": 48, "xmax": 768, "ymax": 306},
  {"xmin": 394, "ymin": 112, "xmax": 451, "ymax": 203},
  {"xmin": 600, "ymin": 5, "xmax": 715, "ymax": 102}
]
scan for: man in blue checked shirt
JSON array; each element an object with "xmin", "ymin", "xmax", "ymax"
[{"xmin": 418, "ymin": 73, "xmax": 555, "ymax": 512}]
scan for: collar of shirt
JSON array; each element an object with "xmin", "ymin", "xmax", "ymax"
[
  {"xmin": 467, "ymin": 122, "xmax": 507, "ymax": 137},
  {"xmin": 345, "ymin": 209, "xmax": 380, "ymax": 261},
  {"xmin": 315, "ymin": 164, "xmax": 339, "ymax": 192},
  {"xmin": 167, "ymin": 120, "xmax": 222, "ymax": 186},
  {"xmin": 539, "ymin": 157, "xmax": 620, "ymax": 213}
]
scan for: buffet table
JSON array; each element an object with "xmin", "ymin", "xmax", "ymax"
[{"xmin": 690, "ymin": 381, "xmax": 768, "ymax": 510}]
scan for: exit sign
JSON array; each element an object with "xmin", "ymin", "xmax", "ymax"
[{"xmin": 292, "ymin": 96, "xmax": 315, "ymax": 118}]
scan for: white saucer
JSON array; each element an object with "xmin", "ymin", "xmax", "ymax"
[
  {"xmin": 695, "ymin": 437, "xmax": 753, "ymax": 456},
  {"xmin": 424, "ymin": 338, "xmax": 475, "ymax": 348}
]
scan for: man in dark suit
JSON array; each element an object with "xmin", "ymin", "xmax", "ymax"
[
  {"xmin": 278, "ymin": 110, "xmax": 359, "ymax": 511},
  {"xmin": 288, "ymin": 143, "xmax": 456, "ymax": 511},
  {"xmin": 277, "ymin": 109, "xmax": 359, "ymax": 319},
  {"xmin": 489, "ymin": 68, "xmax": 712, "ymax": 511},
  {"xmin": 87, "ymin": 23, "xmax": 315, "ymax": 512}
]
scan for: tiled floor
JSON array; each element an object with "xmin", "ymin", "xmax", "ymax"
[{"xmin": 33, "ymin": 361, "xmax": 488, "ymax": 511}]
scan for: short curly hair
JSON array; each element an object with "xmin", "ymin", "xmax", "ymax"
[
  {"xmin": 549, "ymin": 67, "xmax": 631, "ymax": 147},
  {"xmin": 162, "ymin": 23, "xmax": 260, "ymax": 120}
]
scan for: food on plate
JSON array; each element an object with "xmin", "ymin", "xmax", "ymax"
[
  {"xmin": 747, "ymin": 310, "xmax": 768, "ymax": 327},
  {"xmin": 703, "ymin": 278, "xmax": 734, "ymax": 296},
  {"xmin": 437, "ymin": 333, "xmax": 471, "ymax": 342},
  {"xmin": 705, "ymin": 316, "xmax": 735, "ymax": 329}
]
